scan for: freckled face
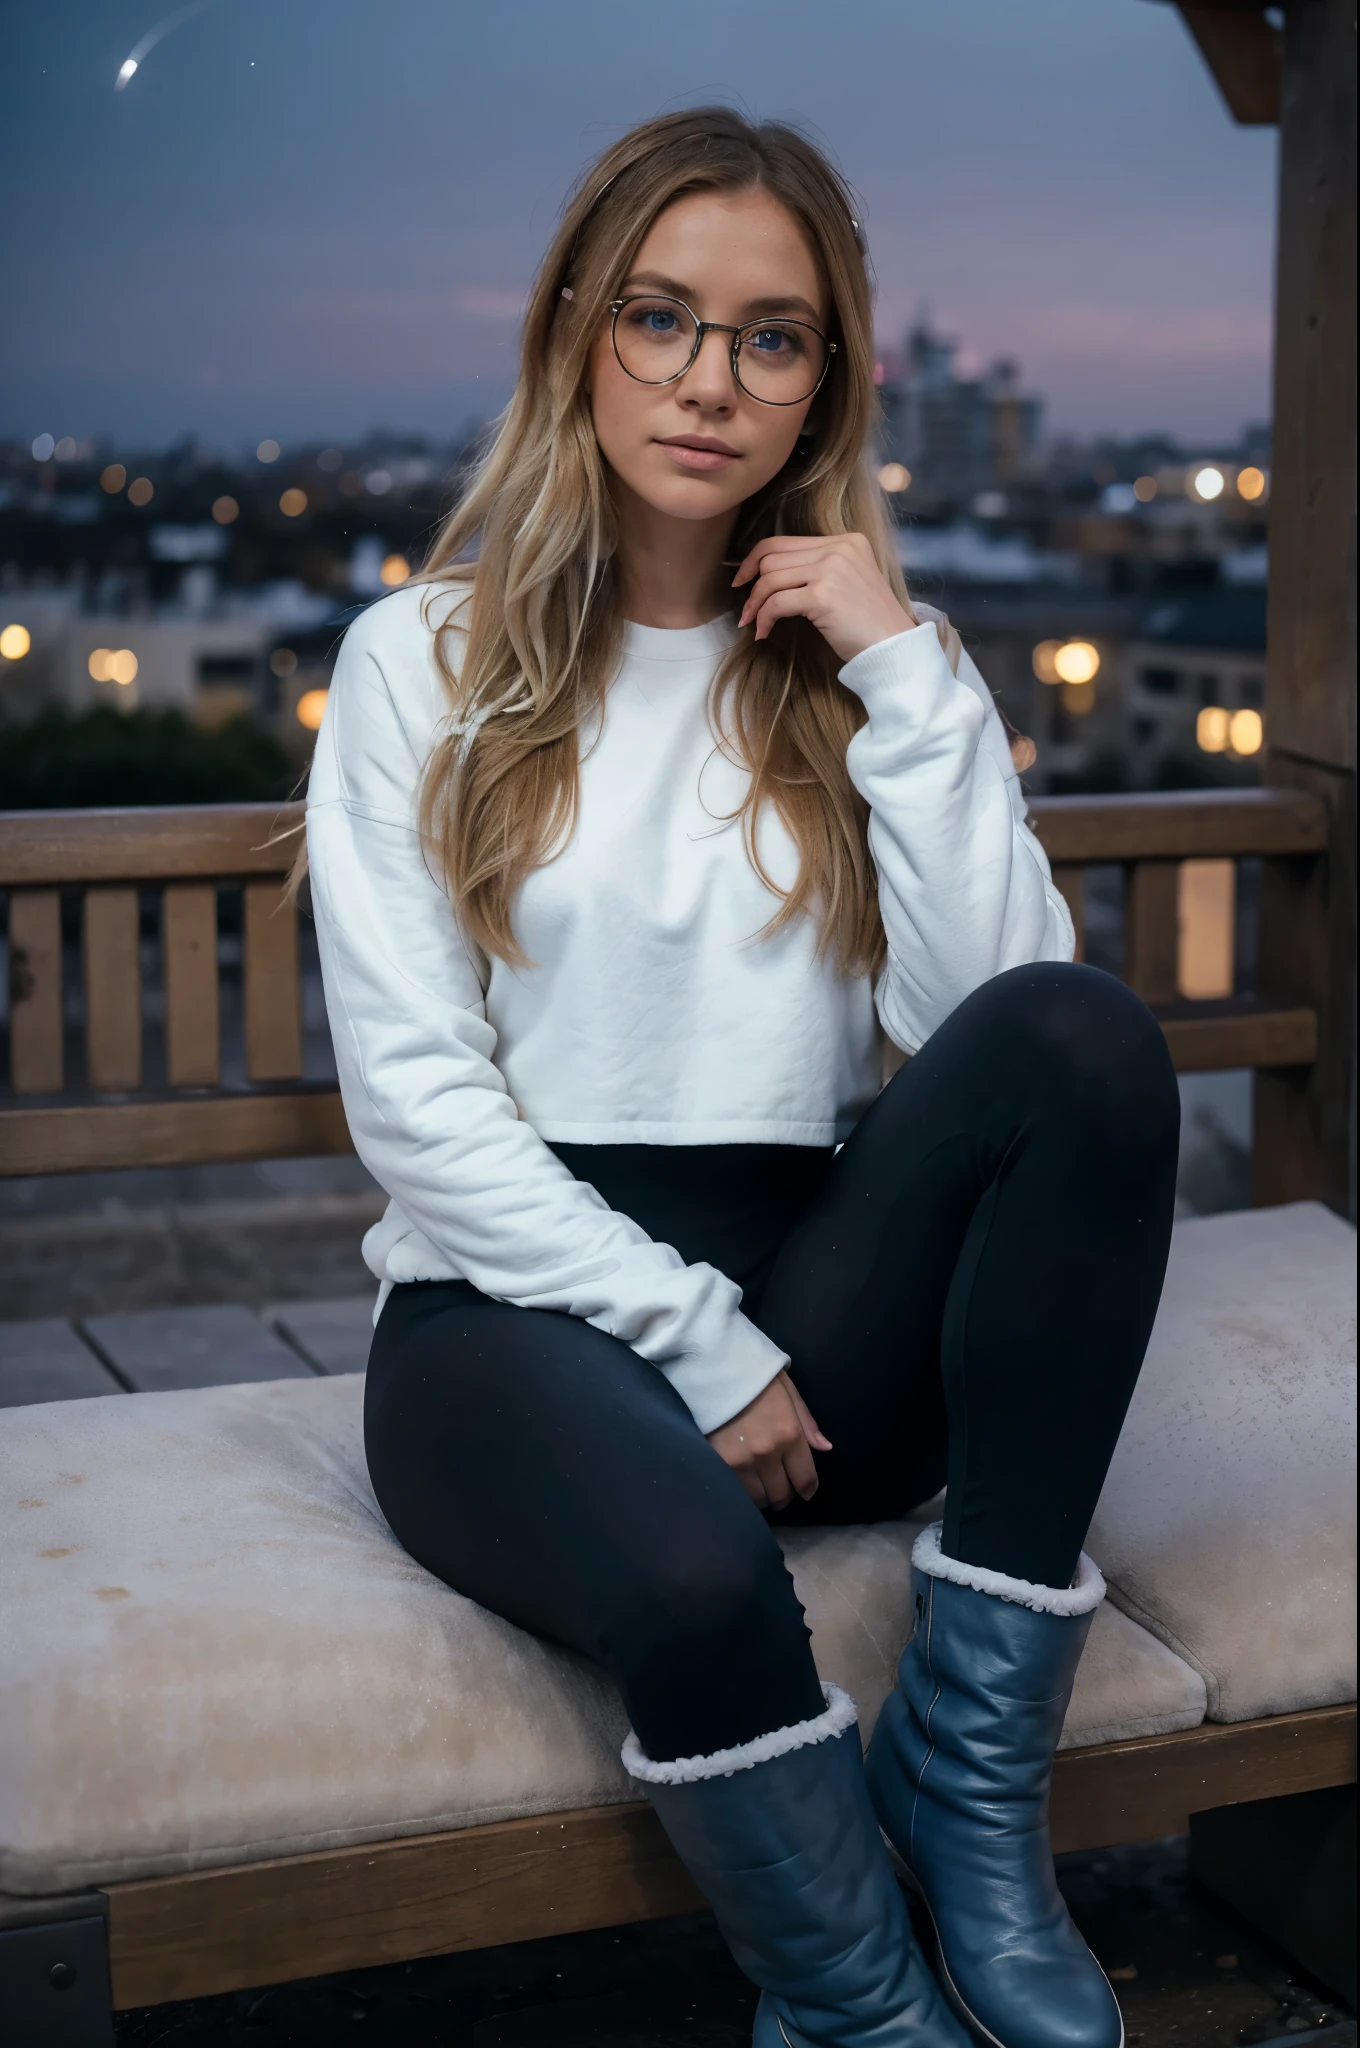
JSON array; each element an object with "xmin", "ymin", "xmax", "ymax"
[{"xmin": 588, "ymin": 186, "xmax": 831, "ymax": 525}]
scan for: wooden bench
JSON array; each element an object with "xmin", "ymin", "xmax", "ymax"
[{"xmin": 0, "ymin": 789, "xmax": 1354, "ymax": 2038}]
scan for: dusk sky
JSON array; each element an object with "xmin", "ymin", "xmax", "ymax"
[{"xmin": 2, "ymin": 0, "xmax": 1277, "ymax": 453}]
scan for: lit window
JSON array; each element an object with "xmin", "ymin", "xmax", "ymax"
[
  {"xmin": 1032, "ymin": 640, "xmax": 1062, "ymax": 685},
  {"xmin": 1229, "ymin": 708, "xmax": 1263, "ymax": 756},
  {"xmin": 1053, "ymin": 640, "xmax": 1099, "ymax": 685},
  {"xmin": 1197, "ymin": 706, "xmax": 1231, "ymax": 753},
  {"xmin": 0, "ymin": 623, "xmax": 32, "ymax": 661}
]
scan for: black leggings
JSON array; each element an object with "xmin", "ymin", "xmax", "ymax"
[{"xmin": 365, "ymin": 964, "xmax": 1179, "ymax": 1763}]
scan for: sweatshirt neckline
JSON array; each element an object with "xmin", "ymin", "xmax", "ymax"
[{"xmin": 621, "ymin": 614, "xmax": 738, "ymax": 663}]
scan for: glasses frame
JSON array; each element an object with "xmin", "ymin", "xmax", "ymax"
[{"xmin": 608, "ymin": 295, "xmax": 836, "ymax": 408}]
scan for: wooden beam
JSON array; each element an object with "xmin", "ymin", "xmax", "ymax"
[
  {"xmin": 0, "ymin": 805, "xmax": 304, "ymax": 887},
  {"xmin": 102, "ymin": 1705, "xmax": 1356, "ymax": 2010},
  {"xmin": 1027, "ymin": 788, "xmax": 1327, "ymax": 865},
  {"xmin": 1156, "ymin": 1000, "xmax": 1317, "ymax": 1075},
  {"xmin": 0, "ymin": 1091, "xmax": 353, "ymax": 1177},
  {"xmin": 1176, "ymin": 6, "xmax": 1281, "ymax": 125},
  {"xmin": 1258, "ymin": 0, "xmax": 1358, "ymax": 1217}
]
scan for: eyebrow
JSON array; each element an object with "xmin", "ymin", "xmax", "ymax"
[{"xmin": 621, "ymin": 271, "xmax": 823, "ymax": 323}]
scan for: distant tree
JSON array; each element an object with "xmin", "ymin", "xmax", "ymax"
[{"xmin": 0, "ymin": 707, "xmax": 298, "ymax": 809}]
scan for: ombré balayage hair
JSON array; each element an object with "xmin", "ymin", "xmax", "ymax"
[{"xmin": 418, "ymin": 106, "xmax": 911, "ymax": 974}]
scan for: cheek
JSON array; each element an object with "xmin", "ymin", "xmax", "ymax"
[{"xmin": 589, "ymin": 341, "xmax": 648, "ymax": 467}]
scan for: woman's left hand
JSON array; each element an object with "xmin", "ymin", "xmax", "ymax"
[{"xmin": 733, "ymin": 531, "xmax": 917, "ymax": 665}]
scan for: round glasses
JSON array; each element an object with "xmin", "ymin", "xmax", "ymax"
[{"xmin": 609, "ymin": 295, "xmax": 834, "ymax": 407}]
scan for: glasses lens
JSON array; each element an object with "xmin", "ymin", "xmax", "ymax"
[
  {"xmin": 613, "ymin": 297, "xmax": 699, "ymax": 384},
  {"xmin": 736, "ymin": 322, "xmax": 828, "ymax": 404}
]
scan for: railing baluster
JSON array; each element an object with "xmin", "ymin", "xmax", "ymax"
[
  {"xmin": 8, "ymin": 888, "xmax": 64, "ymax": 1094},
  {"xmin": 1050, "ymin": 864, "xmax": 1086, "ymax": 963},
  {"xmin": 163, "ymin": 885, "xmax": 221, "ymax": 1088},
  {"xmin": 244, "ymin": 879, "xmax": 302, "ymax": 1082},
  {"xmin": 1124, "ymin": 860, "xmax": 1180, "ymax": 1004},
  {"xmin": 84, "ymin": 887, "xmax": 143, "ymax": 1092}
]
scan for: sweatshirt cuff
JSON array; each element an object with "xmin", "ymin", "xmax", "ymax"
[
  {"xmin": 837, "ymin": 620, "xmax": 953, "ymax": 706},
  {"xmin": 659, "ymin": 1315, "xmax": 790, "ymax": 1436}
]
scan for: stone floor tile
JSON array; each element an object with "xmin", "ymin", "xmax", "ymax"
[
  {"xmin": 0, "ymin": 1319, "xmax": 125, "ymax": 1407},
  {"xmin": 81, "ymin": 1304, "xmax": 315, "ymax": 1392}
]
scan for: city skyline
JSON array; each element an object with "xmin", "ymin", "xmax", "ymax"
[{"xmin": 3, "ymin": 1, "xmax": 1276, "ymax": 450}]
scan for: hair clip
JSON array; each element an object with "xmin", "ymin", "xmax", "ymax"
[{"xmin": 560, "ymin": 287, "xmax": 574, "ymax": 301}]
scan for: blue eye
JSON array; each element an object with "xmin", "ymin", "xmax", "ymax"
[
  {"xmin": 748, "ymin": 326, "xmax": 803, "ymax": 358},
  {"xmin": 641, "ymin": 308, "xmax": 678, "ymax": 333}
]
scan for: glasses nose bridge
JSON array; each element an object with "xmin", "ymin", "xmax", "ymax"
[{"xmin": 681, "ymin": 318, "xmax": 743, "ymax": 396}]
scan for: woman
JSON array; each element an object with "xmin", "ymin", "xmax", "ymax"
[{"xmin": 306, "ymin": 109, "xmax": 1179, "ymax": 2048}]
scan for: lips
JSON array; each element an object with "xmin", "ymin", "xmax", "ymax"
[{"xmin": 656, "ymin": 435, "xmax": 740, "ymax": 471}]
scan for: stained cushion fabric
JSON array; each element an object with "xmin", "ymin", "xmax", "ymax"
[{"xmin": 1088, "ymin": 1201, "xmax": 1357, "ymax": 1722}]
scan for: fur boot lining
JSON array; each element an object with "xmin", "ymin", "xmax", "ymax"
[
  {"xmin": 621, "ymin": 1682, "xmax": 858, "ymax": 1786},
  {"xmin": 912, "ymin": 1521, "xmax": 1106, "ymax": 1617}
]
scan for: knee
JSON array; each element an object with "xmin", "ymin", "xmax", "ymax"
[
  {"xmin": 603, "ymin": 1523, "xmax": 805, "ymax": 1685},
  {"xmin": 980, "ymin": 963, "xmax": 1180, "ymax": 1153}
]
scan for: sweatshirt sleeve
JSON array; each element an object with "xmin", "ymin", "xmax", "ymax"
[
  {"xmin": 304, "ymin": 592, "xmax": 788, "ymax": 1435},
  {"xmin": 840, "ymin": 618, "xmax": 1074, "ymax": 1055}
]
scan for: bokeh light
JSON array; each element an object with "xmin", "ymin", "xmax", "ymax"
[
  {"xmin": 296, "ymin": 687, "xmax": 329, "ymax": 730},
  {"xmin": 101, "ymin": 463, "xmax": 127, "ymax": 494},
  {"xmin": 380, "ymin": 553, "xmax": 411, "ymax": 587},
  {"xmin": 269, "ymin": 648, "xmax": 299, "ymax": 679},
  {"xmin": 89, "ymin": 649, "xmax": 112, "ymax": 682},
  {"xmin": 1197, "ymin": 706, "xmax": 1231, "ymax": 753},
  {"xmin": 1236, "ymin": 466, "xmax": 1267, "ymax": 502},
  {"xmin": 107, "ymin": 649, "xmax": 139, "ymax": 685},
  {"xmin": 877, "ymin": 462, "xmax": 912, "ymax": 494},
  {"xmin": 0, "ymin": 624, "xmax": 32, "ymax": 661},
  {"xmin": 31, "ymin": 433, "xmax": 55, "ymax": 462},
  {"xmin": 212, "ymin": 495, "xmax": 239, "ymax": 524},
  {"xmin": 1229, "ymin": 708, "xmax": 1264, "ymax": 755},
  {"xmin": 1032, "ymin": 640, "xmax": 1062, "ymax": 684},
  {"xmin": 1192, "ymin": 465, "xmax": 1225, "ymax": 502},
  {"xmin": 365, "ymin": 469, "xmax": 392, "ymax": 495},
  {"xmin": 317, "ymin": 447, "xmax": 343, "ymax": 472},
  {"xmin": 127, "ymin": 477, "xmax": 154, "ymax": 507},
  {"xmin": 257, "ymin": 439, "xmax": 281, "ymax": 464},
  {"xmin": 1062, "ymin": 680, "xmax": 1096, "ymax": 716},
  {"xmin": 1133, "ymin": 475, "xmax": 1157, "ymax": 503},
  {"xmin": 279, "ymin": 488, "xmax": 308, "ymax": 517},
  {"xmin": 1053, "ymin": 640, "xmax": 1100, "ymax": 685}
]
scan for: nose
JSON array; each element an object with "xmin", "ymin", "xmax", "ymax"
[{"xmin": 677, "ymin": 327, "xmax": 738, "ymax": 414}]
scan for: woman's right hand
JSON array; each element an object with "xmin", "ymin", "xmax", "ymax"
[{"xmin": 707, "ymin": 1371, "xmax": 832, "ymax": 1510}]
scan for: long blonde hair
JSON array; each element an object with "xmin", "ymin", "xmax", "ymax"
[{"xmin": 419, "ymin": 107, "xmax": 909, "ymax": 975}]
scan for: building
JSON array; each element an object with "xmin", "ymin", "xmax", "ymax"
[
  {"xmin": 879, "ymin": 314, "xmax": 1043, "ymax": 510},
  {"xmin": 1123, "ymin": 589, "xmax": 1267, "ymax": 778}
]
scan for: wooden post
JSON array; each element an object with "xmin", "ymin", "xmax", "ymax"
[{"xmin": 1254, "ymin": 0, "xmax": 1357, "ymax": 1218}]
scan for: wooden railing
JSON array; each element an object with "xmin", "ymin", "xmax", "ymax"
[{"xmin": 0, "ymin": 788, "xmax": 1332, "ymax": 1183}]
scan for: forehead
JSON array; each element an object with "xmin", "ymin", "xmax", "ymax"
[{"xmin": 629, "ymin": 187, "xmax": 827, "ymax": 320}]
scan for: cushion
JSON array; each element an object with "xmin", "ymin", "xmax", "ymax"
[
  {"xmin": 0, "ymin": 1374, "xmax": 1203, "ymax": 1896},
  {"xmin": 1088, "ymin": 1201, "xmax": 1357, "ymax": 1723}
]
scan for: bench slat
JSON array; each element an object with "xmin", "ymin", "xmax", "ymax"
[
  {"xmin": 83, "ymin": 889, "xmax": 142, "ymax": 1093},
  {"xmin": 1028, "ymin": 787, "xmax": 1329, "ymax": 862},
  {"xmin": 162, "ymin": 886, "xmax": 221, "ymax": 1088},
  {"xmin": 243, "ymin": 881, "xmax": 302, "ymax": 1083},
  {"xmin": 100, "ymin": 1704, "xmax": 1357, "ymax": 2010},
  {"xmin": 6, "ymin": 888, "xmax": 64, "ymax": 1095}
]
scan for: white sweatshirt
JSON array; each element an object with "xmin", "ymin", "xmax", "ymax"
[{"xmin": 306, "ymin": 581, "xmax": 1073, "ymax": 1433}]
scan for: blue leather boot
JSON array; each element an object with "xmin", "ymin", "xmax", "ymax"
[
  {"xmin": 625, "ymin": 1683, "xmax": 969, "ymax": 2047},
  {"xmin": 865, "ymin": 1526, "xmax": 1123, "ymax": 2048}
]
